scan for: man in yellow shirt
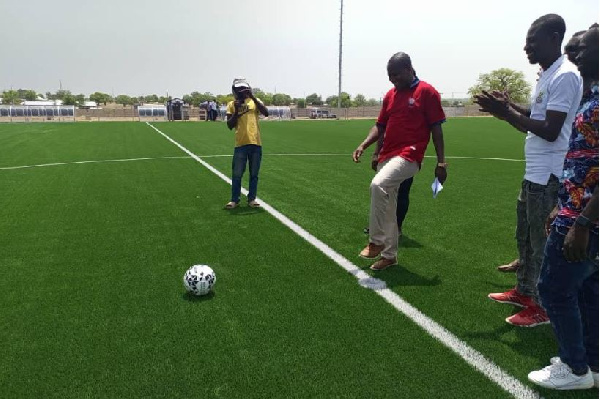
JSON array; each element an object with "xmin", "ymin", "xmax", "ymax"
[{"xmin": 225, "ymin": 78, "xmax": 269, "ymax": 209}]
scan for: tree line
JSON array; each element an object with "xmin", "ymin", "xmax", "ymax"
[{"xmin": 0, "ymin": 68, "xmax": 532, "ymax": 108}]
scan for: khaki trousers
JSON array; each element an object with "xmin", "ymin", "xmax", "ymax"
[{"xmin": 369, "ymin": 156, "xmax": 419, "ymax": 259}]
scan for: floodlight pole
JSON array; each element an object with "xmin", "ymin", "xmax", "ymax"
[{"xmin": 337, "ymin": 0, "xmax": 343, "ymax": 110}]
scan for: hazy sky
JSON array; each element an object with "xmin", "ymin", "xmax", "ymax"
[{"xmin": 1, "ymin": 0, "xmax": 597, "ymax": 100}]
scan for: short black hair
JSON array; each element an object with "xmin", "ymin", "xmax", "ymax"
[
  {"xmin": 388, "ymin": 52, "xmax": 412, "ymax": 69},
  {"xmin": 531, "ymin": 14, "xmax": 566, "ymax": 41}
]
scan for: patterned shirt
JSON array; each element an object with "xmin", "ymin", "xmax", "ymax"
[{"xmin": 554, "ymin": 84, "xmax": 599, "ymax": 234}]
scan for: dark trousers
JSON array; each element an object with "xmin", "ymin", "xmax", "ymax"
[
  {"xmin": 396, "ymin": 177, "xmax": 413, "ymax": 229},
  {"xmin": 538, "ymin": 228, "xmax": 599, "ymax": 374},
  {"xmin": 516, "ymin": 176, "xmax": 560, "ymax": 303}
]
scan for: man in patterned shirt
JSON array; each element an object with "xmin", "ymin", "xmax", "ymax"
[{"xmin": 528, "ymin": 25, "xmax": 599, "ymax": 391}]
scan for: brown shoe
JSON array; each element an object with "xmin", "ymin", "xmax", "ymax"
[
  {"xmin": 497, "ymin": 259, "xmax": 520, "ymax": 273},
  {"xmin": 370, "ymin": 257, "xmax": 397, "ymax": 271},
  {"xmin": 359, "ymin": 243, "xmax": 385, "ymax": 259}
]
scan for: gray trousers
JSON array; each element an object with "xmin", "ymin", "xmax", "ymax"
[{"xmin": 515, "ymin": 176, "xmax": 560, "ymax": 303}]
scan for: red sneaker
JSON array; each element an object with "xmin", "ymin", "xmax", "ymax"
[
  {"xmin": 488, "ymin": 288, "xmax": 534, "ymax": 307},
  {"xmin": 506, "ymin": 305, "xmax": 550, "ymax": 327}
]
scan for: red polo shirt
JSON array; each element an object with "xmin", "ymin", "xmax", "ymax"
[{"xmin": 377, "ymin": 80, "xmax": 446, "ymax": 165}]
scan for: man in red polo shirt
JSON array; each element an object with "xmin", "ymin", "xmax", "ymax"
[{"xmin": 353, "ymin": 52, "xmax": 447, "ymax": 270}]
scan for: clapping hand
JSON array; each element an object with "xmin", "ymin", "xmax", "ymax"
[{"xmin": 473, "ymin": 90, "xmax": 510, "ymax": 119}]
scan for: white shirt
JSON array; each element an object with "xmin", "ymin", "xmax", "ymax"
[{"xmin": 525, "ymin": 55, "xmax": 582, "ymax": 185}]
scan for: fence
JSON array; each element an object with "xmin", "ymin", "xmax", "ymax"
[{"xmin": 0, "ymin": 104, "xmax": 493, "ymax": 123}]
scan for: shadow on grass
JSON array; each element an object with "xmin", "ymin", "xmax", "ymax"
[
  {"xmin": 484, "ymin": 280, "xmax": 518, "ymax": 290},
  {"xmin": 384, "ymin": 266, "xmax": 442, "ymax": 287},
  {"xmin": 182, "ymin": 291, "xmax": 216, "ymax": 302},
  {"xmin": 399, "ymin": 235, "xmax": 423, "ymax": 248},
  {"xmin": 224, "ymin": 206, "xmax": 266, "ymax": 216},
  {"xmin": 359, "ymin": 264, "xmax": 441, "ymax": 288},
  {"xmin": 461, "ymin": 305, "xmax": 557, "ymax": 362}
]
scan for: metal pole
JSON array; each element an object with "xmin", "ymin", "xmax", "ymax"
[{"xmin": 337, "ymin": 0, "xmax": 343, "ymax": 110}]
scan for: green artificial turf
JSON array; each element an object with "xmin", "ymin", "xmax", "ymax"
[{"xmin": 0, "ymin": 120, "xmax": 595, "ymax": 399}]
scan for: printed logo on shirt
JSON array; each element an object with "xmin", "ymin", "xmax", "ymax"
[
  {"xmin": 536, "ymin": 91, "xmax": 544, "ymax": 104},
  {"xmin": 408, "ymin": 98, "xmax": 415, "ymax": 107}
]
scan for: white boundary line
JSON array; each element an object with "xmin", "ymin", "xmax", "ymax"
[{"xmin": 146, "ymin": 122, "xmax": 538, "ymax": 399}]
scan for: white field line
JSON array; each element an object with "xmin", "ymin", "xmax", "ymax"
[
  {"xmin": 0, "ymin": 153, "xmax": 525, "ymax": 171},
  {"xmin": 197, "ymin": 154, "xmax": 526, "ymax": 162},
  {"xmin": 146, "ymin": 122, "xmax": 538, "ymax": 399},
  {"xmin": 0, "ymin": 156, "xmax": 190, "ymax": 171}
]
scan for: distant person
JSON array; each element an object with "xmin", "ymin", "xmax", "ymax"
[
  {"xmin": 199, "ymin": 101, "xmax": 209, "ymax": 121},
  {"xmin": 224, "ymin": 78, "xmax": 269, "ymax": 209},
  {"xmin": 209, "ymin": 99, "xmax": 218, "ymax": 121},
  {"xmin": 528, "ymin": 24, "xmax": 599, "ymax": 391},
  {"xmin": 474, "ymin": 14, "xmax": 583, "ymax": 327},
  {"xmin": 353, "ymin": 52, "xmax": 447, "ymax": 271}
]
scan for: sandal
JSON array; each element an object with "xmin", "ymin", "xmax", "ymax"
[
  {"xmin": 248, "ymin": 200, "xmax": 261, "ymax": 208},
  {"xmin": 224, "ymin": 201, "xmax": 238, "ymax": 209}
]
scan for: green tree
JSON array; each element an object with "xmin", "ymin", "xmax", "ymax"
[
  {"xmin": 295, "ymin": 98, "xmax": 306, "ymax": 108},
  {"xmin": 23, "ymin": 90, "xmax": 38, "ymax": 101},
  {"xmin": 183, "ymin": 92, "xmax": 215, "ymax": 107},
  {"xmin": 75, "ymin": 94, "xmax": 86, "ymax": 105},
  {"xmin": 216, "ymin": 94, "xmax": 234, "ymax": 105},
  {"xmin": 367, "ymin": 98, "xmax": 380, "ymax": 106},
  {"xmin": 89, "ymin": 92, "xmax": 112, "ymax": 106},
  {"xmin": 353, "ymin": 94, "xmax": 367, "ymax": 107},
  {"xmin": 144, "ymin": 94, "xmax": 158, "ymax": 103},
  {"xmin": 468, "ymin": 68, "xmax": 531, "ymax": 104},
  {"xmin": 62, "ymin": 93, "xmax": 77, "ymax": 106},
  {"xmin": 327, "ymin": 92, "xmax": 351, "ymax": 108},
  {"xmin": 252, "ymin": 89, "xmax": 272, "ymax": 105},
  {"xmin": 272, "ymin": 93, "xmax": 292, "ymax": 106},
  {"xmin": 115, "ymin": 94, "xmax": 133, "ymax": 107},
  {"xmin": 306, "ymin": 93, "xmax": 322, "ymax": 106},
  {"xmin": 53, "ymin": 90, "xmax": 72, "ymax": 101},
  {"xmin": 1, "ymin": 90, "xmax": 21, "ymax": 104}
]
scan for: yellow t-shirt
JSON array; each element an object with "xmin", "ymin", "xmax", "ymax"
[{"xmin": 226, "ymin": 98, "xmax": 262, "ymax": 147}]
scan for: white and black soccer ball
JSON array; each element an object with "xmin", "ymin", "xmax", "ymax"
[{"xmin": 183, "ymin": 265, "xmax": 216, "ymax": 296}]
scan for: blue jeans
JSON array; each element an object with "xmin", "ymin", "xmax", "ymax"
[
  {"xmin": 538, "ymin": 227, "xmax": 599, "ymax": 373},
  {"xmin": 231, "ymin": 145, "xmax": 262, "ymax": 203}
]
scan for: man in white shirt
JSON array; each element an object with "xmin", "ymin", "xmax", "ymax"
[{"xmin": 474, "ymin": 13, "xmax": 582, "ymax": 327}]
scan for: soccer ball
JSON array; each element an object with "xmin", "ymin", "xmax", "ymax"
[{"xmin": 183, "ymin": 265, "xmax": 216, "ymax": 296}]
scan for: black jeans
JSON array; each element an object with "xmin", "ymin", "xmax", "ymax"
[{"xmin": 396, "ymin": 177, "xmax": 414, "ymax": 229}]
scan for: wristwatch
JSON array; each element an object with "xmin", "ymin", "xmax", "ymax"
[
  {"xmin": 437, "ymin": 162, "xmax": 448, "ymax": 168},
  {"xmin": 575, "ymin": 215, "xmax": 593, "ymax": 229}
]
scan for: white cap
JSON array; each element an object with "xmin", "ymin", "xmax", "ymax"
[{"xmin": 232, "ymin": 77, "xmax": 250, "ymax": 89}]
